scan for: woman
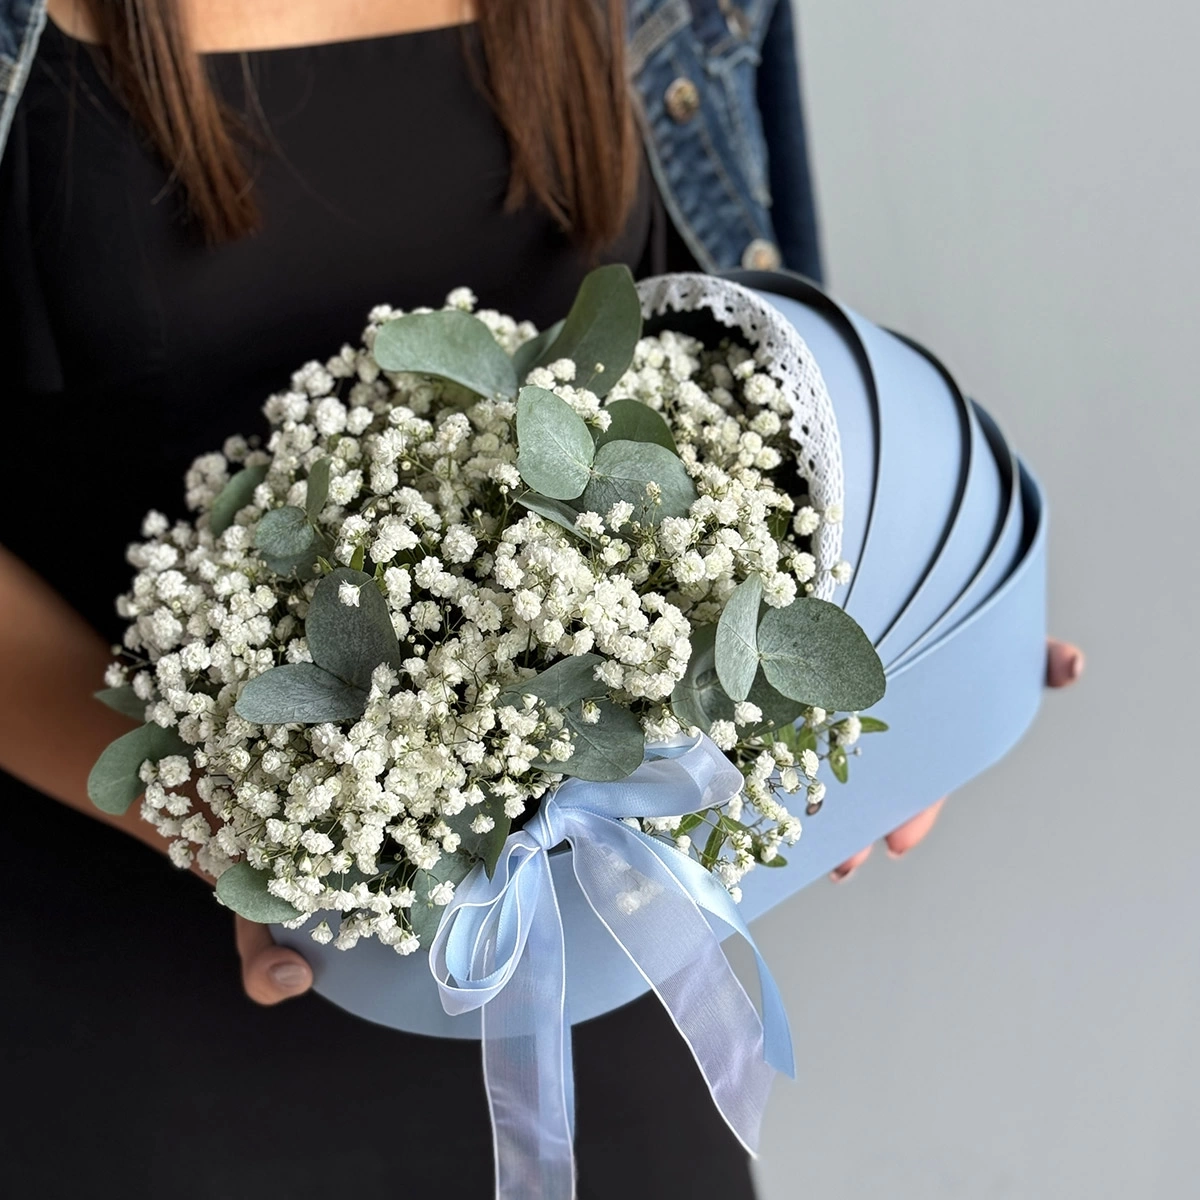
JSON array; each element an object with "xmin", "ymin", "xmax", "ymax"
[{"xmin": 0, "ymin": 2, "xmax": 1082, "ymax": 1196}]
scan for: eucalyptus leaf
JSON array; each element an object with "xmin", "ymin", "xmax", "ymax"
[
  {"xmin": 501, "ymin": 653, "xmax": 604, "ymax": 709},
  {"xmin": 595, "ymin": 399, "xmax": 678, "ymax": 454},
  {"xmin": 670, "ymin": 625, "xmax": 731, "ymax": 733},
  {"xmin": 511, "ymin": 319, "xmax": 565, "ymax": 380},
  {"xmin": 539, "ymin": 264, "xmax": 642, "ymax": 396},
  {"xmin": 87, "ymin": 723, "xmax": 191, "ymax": 815},
  {"xmin": 671, "ymin": 626, "xmax": 803, "ymax": 735},
  {"xmin": 746, "ymin": 675, "xmax": 807, "ymax": 733},
  {"xmin": 515, "ymin": 387, "xmax": 595, "ymax": 500},
  {"xmin": 234, "ymin": 663, "xmax": 369, "ymax": 725},
  {"xmin": 94, "ymin": 685, "xmax": 147, "ymax": 722},
  {"xmin": 579, "ymin": 439, "xmax": 697, "ymax": 528},
  {"xmin": 306, "ymin": 567, "xmax": 402, "ymax": 690},
  {"xmin": 715, "ymin": 575, "xmax": 762, "ymax": 703},
  {"xmin": 254, "ymin": 506, "xmax": 315, "ymax": 559},
  {"xmin": 209, "ymin": 464, "xmax": 268, "ymax": 537},
  {"xmin": 513, "ymin": 492, "xmax": 597, "ymax": 545},
  {"xmin": 858, "ymin": 716, "xmax": 889, "ymax": 733},
  {"xmin": 444, "ymin": 794, "xmax": 511, "ymax": 880},
  {"xmin": 372, "ymin": 310, "xmax": 519, "ymax": 400},
  {"xmin": 410, "ymin": 853, "xmax": 475, "ymax": 947},
  {"xmin": 559, "ymin": 700, "xmax": 645, "ymax": 782},
  {"xmin": 758, "ymin": 598, "xmax": 886, "ymax": 711},
  {"xmin": 215, "ymin": 862, "xmax": 303, "ymax": 923},
  {"xmin": 305, "ymin": 457, "xmax": 332, "ymax": 521}
]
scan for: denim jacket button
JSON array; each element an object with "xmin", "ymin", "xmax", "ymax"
[
  {"xmin": 742, "ymin": 239, "xmax": 782, "ymax": 270},
  {"xmin": 664, "ymin": 77, "xmax": 701, "ymax": 124}
]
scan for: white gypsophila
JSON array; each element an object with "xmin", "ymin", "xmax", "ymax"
[{"xmin": 106, "ymin": 291, "xmax": 851, "ymax": 944}]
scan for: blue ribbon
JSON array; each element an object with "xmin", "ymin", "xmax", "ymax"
[{"xmin": 429, "ymin": 734, "xmax": 796, "ymax": 1199}]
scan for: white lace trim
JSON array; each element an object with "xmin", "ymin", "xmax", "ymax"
[{"xmin": 636, "ymin": 274, "xmax": 844, "ymax": 600}]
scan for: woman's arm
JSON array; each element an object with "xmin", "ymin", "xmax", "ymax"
[{"xmin": 0, "ymin": 542, "xmax": 312, "ymax": 1002}]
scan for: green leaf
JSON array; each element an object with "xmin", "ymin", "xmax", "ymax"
[
  {"xmin": 676, "ymin": 812, "xmax": 706, "ymax": 837},
  {"xmin": 93, "ymin": 685, "xmax": 147, "ymax": 722},
  {"xmin": 538, "ymin": 263, "xmax": 642, "ymax": 396},
  {"xmin": 829, "ymin": 745, "xmax": 849, "ymax": 784},
  {"xmin": 761, "ymin": 853, "xmax": 788, "ymax": 868},
  {"xmin": 515, "ymin": 387, "xmax": 595, "ymax": 500},
  {"xmin": 579, "ymin": 439, "xmax": 697, "ymax": 528},
  {"xmin": 512, "ymin": 492, "xmax": 597, "ymax": 545},
  {"xmin": 595, "ymin": 399, "xmax": 678, "ymax": 454},
  {"xmin": 410, "ymin": 853, "xmax": 475, "ymax": 947},
  {"xmin": 215, "ymin": 862, "xmax": 303, "ymax": 923},
  {"xmin": 795, "ymin": 723, "xmax": 818, "ymax": 754},
  {"xmin": 210, "ymin": 464, "xmax": 268, "ymax": 537},
  {"xmin": 746, "ymin": 675, "xmax": 807, "ymax": 733},
  {"xmin": 255, "ymin": 507, "xmax": 325, "ymax": 577},
  {"xmin": 559, "ymin": 700, "xmax": 645, "ymax": 782},
  {"xmin": 858, "ymin": 716, "xmax": 889, "ymax": 733},
  {"xmin": 349, "ymin": 544, "xmax": 366, "ymax": 572},
  {"xmin": 306, "ymin": 567, "xmax": 402, "ymax": 690},
  {"xmin": 444, "ymin": 793, "xmax": 512, "ymax": 880},
  {"xmin": 501, "ymin": 654, "xmax": 604, "ymax": 709},
  {"xmin": 758, "ymin": 598, "xmax": 886, "ymax": 711},
  {"xmin": 255, "ymin": 505, "xmax": 314, "ymax": 558},
  {"xmin": 305, "ymin": 457, "xmax": 332, "ymax": 521},
  {"xmin": 372, "ymin": 310, "xmax": 519, "ymax": 400},
  {"xmin": 235, "ymin": 662, "xmax": 369, "ymax": 725},
  {"xmin": 671, "ymin": 625, "xmax": 805, "ymax": 736},
  {"xmin": 671, "ymin": 625, "xmax": 732, "ymax": 732},
  {"xmin": 511, "ymin": 319, "xmax": 565, "ymax": 380},
  {"xmin": 715, "ymin": 575, "xmax": 762, "ymax": 703},
  {"xmin": 87, "ymin": 723, "xmax": 191, "ymax": 815}
]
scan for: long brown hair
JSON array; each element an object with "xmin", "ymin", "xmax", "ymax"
[{"xmin": 85, "ymin": 1, "xmax": 640, "ymax": 252}]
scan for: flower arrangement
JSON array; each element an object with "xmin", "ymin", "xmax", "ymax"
[{"xmin": 88, "ymin": 265, "xmax": 886, "ymax": 954}]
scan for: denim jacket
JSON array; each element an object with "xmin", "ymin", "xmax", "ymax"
[{"xmin": 0, "ymin": 0, "xmax": 822, "ymax": 280}]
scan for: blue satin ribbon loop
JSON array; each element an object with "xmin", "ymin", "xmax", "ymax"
[{"xmin": 429, "ymin": 734, "xmax": 796, "ymax": 1199}]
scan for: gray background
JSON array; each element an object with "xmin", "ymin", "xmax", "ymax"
[{"xmin": 752, "ymin": 3, "xmax": 1200, "ymax": 1197}]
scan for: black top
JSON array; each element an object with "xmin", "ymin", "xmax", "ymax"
[{"xmin": 0, "ymin": 22, "xmax": 755, "ymax": 1200}]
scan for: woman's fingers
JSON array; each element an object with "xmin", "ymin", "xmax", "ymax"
[
  {"xmin": 234, "ymin": 914, "xmax": 314, "ymax": 1005},
  {"xmin": 1046, "ymin": 637, "xmax": 1085, "ymax": 687},
  {"xmin": 882, "ymin": 795, "xmax": 947, "ymax": 859},
  {"xmin": 829, "ymin": 843, "xmax": 873, "ymax": 883}
]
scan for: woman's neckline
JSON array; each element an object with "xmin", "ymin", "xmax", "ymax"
[{"xmin": 42, "ymin": 13, "xmax": 479, "ymax": 59}]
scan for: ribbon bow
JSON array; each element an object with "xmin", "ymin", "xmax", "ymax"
[{"xmin": 429, "ymin": 734, "xmax": 796, "ymax": 1199}]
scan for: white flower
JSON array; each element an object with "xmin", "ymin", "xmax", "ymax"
[
  {"xmin": 338, "ymin": 581, "xmax": 362, "ymax": 608},
  {"xmin": 792, "ymin": 506, "xmax": 820, "ymax": 536},
  {"xmin": 807, "ymin": 781, "xmax": 826, "ymax": 806},
  {"xmin": 807, "ymin": 707, "xmax": 827, "ymax": 726},
  {"xmin": 823, "ymin": 503, "xmax": 844, "ymax": 525},
  {"xmin": 733, "ymin": 701, "xmax": 762, "ymax": 726},
  {"xmin": 429, "ymin": 880, "xmax": 456, "ymax": 906},
  {"xmin": 709, "ymin": 720, "xmax": 738, "ymax": 752},
  {"xmin": 799, "ymin": 749, "xmax": 820, "ymax": 778},
  {"xmin": 831, "ymin": 560, "xmax": 854, "ymax": 585},
  {"xmin": 836, "ymin": 715, "xmax": 862, "ymax": 746}
]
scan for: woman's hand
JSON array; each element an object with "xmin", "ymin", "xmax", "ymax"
[
  {"xmin": 234, "ymin": 915, "xmax": 314, "ymax": 1005},
  {"xmin": 829, "ymin": 636, "xmax": 1085, "ymax": 882}
]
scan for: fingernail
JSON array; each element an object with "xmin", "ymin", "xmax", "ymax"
[
  {"xmin": 268, "ymin": 962, "xmax": 309, "ymax": 991},
  {"xmin": 1068, "ymin": 650, "xmax": 1084, "ymax": 681},
  {"xmin": 885, "ymin": 845, "xmax": 910, "ymax": 860},
  {"xmin": 829, "ymin": 864, "xmax": 857, "ymax": 883}
]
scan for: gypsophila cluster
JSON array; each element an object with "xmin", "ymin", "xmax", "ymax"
[{"xmin": 104, "ymin": 286, "xmax": 867, "ymax": 951}]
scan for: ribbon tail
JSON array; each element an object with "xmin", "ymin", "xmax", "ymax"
[
  {"xmin": 631, "ymin": 832, "xmax": 796, "ymax": 1080},
  {"xmin": 481, "ymin": 856, "xmax": 576, "ymax": 1200},
  {"xmin": 566, "ymin": 817, "xmax": 778, "ymax": 1157}
]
